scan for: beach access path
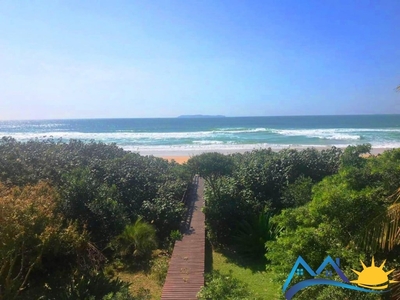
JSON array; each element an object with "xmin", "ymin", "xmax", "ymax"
[{"xmin": 161, "ymin": 175, "xmax": 206, "ymax": 300}]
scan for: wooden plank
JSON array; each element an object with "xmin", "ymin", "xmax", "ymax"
[{"xmin": 161, "ymin": 176, "xmax": 206, "ymax": 300}]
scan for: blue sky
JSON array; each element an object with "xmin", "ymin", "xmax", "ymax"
[{"xmin": 0, "ymin": 0, "xmax": 399, "ymax": 119}]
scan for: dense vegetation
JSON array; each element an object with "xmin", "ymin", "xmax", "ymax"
[
  {"xmin": 188, "ymin": 147, "xmax": 342, "ymax": 246},
  {"xmin": 0, "ymin": 137, "xmax": 192, "ymax": 299},
  {"xmin": 189, "ymin": 145, "xmax": 400, "ymax": 299},
  {"xmin": 3, "ymin": 136, "xmax": 400, "ymax": 299}
]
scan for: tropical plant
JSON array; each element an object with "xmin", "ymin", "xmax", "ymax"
[
  {"xmin": 358, "ymin": 148, "xmax": 400, "ymax": 253},
  {"xmin": 360, "ymin": 190, "xmax": 400, "ymax": 253},
  {"xmin": 359, "ymin": 190, "xmax": 400, "ymax": 299},
  {"xmin": 233, "ymin": 209, "xmax": 281, "ymax": 259},
  {"xmin": 113, "ymin": 217, "xmax": 158, "ymax": 258}
]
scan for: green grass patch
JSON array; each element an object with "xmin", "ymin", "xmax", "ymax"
[{"xmin": 211, "ymin": 249, "xmax": 280, "ymax": 299}]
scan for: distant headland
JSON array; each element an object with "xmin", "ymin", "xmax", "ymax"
[{"xmin": 177, "ymin": 114, "xmax": 226, "ymax": 118}]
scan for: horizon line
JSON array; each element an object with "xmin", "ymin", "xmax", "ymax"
[{"xmin": 1, "ymin": 113, "xmax": 400, "ymax": 122}]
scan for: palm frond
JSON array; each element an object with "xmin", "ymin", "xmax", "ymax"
[
  {"xmin": 391, "ymin": 269, "xmax": 400, "ymax": 300},
  {"xmin": 115, "ymin": 217, "xmax": 158, "ymax": 257},
  {"xmin": 360, "ymin": 189, "xmax": 400, "ymax": 252}
]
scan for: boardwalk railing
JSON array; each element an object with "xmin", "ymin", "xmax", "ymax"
[{"xmin": 161, "ymin": 176, "xmax": 205, "ymax": 300}]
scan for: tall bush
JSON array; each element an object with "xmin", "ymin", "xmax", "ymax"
[{"xmin": 0, "ymin": 182, "xmax": 88, "ymax": 300}]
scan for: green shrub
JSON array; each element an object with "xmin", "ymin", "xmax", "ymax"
[
  {"xmin": 197, "ymin": 270, "xmax": 257, "ymax": 300},
  {"xmin": 167, "ymin": 230, "xmax": 183, "ymax": 253},
  {"xmin": 50, "ymin": 270, "xmax": 131, "ymax": 300},
  {"xmin": 200, "ymin": 147, "xmax": 343, "ymax": 246},
  {"xmin": 281, "ymin": 175, "xmax": 313, "ymax": 208},
  {"xmin": 103, "ymin": 286, "xmax": 150, "ymax": 300},
  {"xmin": 169, "ymin": 230, "xmax": 183, "ymax": 242},
  {"xmin": 0, "ymin": 139, "xmax": 192, "ymax": 298},
  {"xmin": 59, "ymin": 168, "xmax": 129, "ymax": 247},
  {"xmin": 0, "ymin": 138, "xmax": 191, "ymax": 244},
  {"xmin": 233, "ymin": 209, "xmax": 281, "ymax": 259},
  {"xmin": 0, "ymin": 182, "xmax": 89, "ymax": 300},
  {"xmin": 266, "ymin": 148, "xmax": 400, "ymax": 298}
]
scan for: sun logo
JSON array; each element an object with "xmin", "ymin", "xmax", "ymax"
[{"xmin": 350, "ymin": 257, "xmax": 398, "ymax": 290}]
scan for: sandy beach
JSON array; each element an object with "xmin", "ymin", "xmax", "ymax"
[{"xmin": 162, "ymin": 156, "xmax": 191, "ymax": 164}]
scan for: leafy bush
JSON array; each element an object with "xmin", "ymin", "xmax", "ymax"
[
  {"xmin": 281, "ymin": 175, "xmax": 313, "ymax": 208},
  {"xmin": 197, "ymin": 270, "xmax": 256, "ymax": 300},
  {"xmin": 167, "ymin": 230, "xmax": 183, "ymax": 253},
  {"xmin": 51, "ymin": 270, "xmax": 132, "ymax": 300},
  {"xmin": 140, "ymin": 195, "xmax": 185, "ymax": 242},
  {"xmin": 0, "ymin": 182, "xmax": 89, "ymax": 300},
  {"xmin": 0, "ymin": 138, "xmax": 125, "ymax": 186},
  {"xmin": 169, "ymin": 230, "xmax": 183, "ymax": 242},
  {"xmin": 203, "ymin": 176, "xmax": 261, "ymax": 245},
  {"xmin": 58, "ymin": 167, "xmax": 129, "ymax": 247},
  {"xmin": 296, "ymin": 284, "xmax": 382, "ymax": 300},
  {"xmin": 266, "ymin": 147, "xmax": 400, "ymax": 298},
  {"xmin": 199, "ymin": 147, "xmax": 343, "ymax": 245},
  {"xmin": 187, "ymin": 152, "xmax": 234, "ymax": 198},
  {"xmin": 0, "ymin": 138, "xmax": 191, "ymax": 243},
  {"xmin": 0, "ymin": 138, "xmax": 192, "ymax": 298},
  {"xmin": 119, "ymin": 287, "xmax": 151, "ymax": 300},
  {"xmin": 233, "ymin": 209, "xmax": 281, "ymax": 259}
]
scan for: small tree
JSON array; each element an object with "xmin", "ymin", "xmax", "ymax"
[
  {"xmin": 187, "ymin": 152, "xmax": 234, "ymax": 199},
  {"xmin": 340, "ymin": 144, "xmax": 371, "ymax": 169}
]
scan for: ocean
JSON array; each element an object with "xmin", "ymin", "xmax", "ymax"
[{"xmin": 1, "ymin": 115, "xmax": 400, "ymax": 154}]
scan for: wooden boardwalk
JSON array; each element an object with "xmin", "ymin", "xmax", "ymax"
[{"xmin": 161, "ymin": 175, "xmax": 205, "ymax": 300}]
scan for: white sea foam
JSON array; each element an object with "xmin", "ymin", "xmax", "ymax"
[
  {"xmin": 2, "ymin": 127, "xmax": 400, "ymax": 150},
  {"xmin": 368, "ymin": 143, "xmax": 400, "ymax": 149},
  {"xmin": 122, "ymin": 143, "xmax": 295, "ymax": 153},
  {"xmin": 192, "ymin": 140, "xmax": 225, "ymax": 144},
  {"xmin": 0, "ymin": 131, "xmax": 213, "ymax": 140},
  {"xmin": 124, "ymin": 143, "xmax": 400, "ymax": 156},
  {"xmin": 272, "ymin": 129, "xmax": 364, "ymax": 140},
  {"xmin": 0, "ymin": 128, "xmax": 269, "ymax": 141},
  {"xmin": 215, "ymin": 127, "xmax": 269, "ymax": 133},
  {"xmin": 3, "ymin": 127, "xmax": 399, "ymax": 142},
  {"xmin": 0, "ymin": 123, "xmax": 65, "ymax": 129}
]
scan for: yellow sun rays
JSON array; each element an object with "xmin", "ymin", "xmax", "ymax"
[{"xmin": 350, "ymin": 257, "xmax": 398, "ymax": 290}]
